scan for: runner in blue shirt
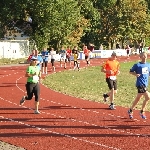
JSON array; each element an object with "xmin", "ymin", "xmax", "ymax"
[
  {"xmin": 59, "ymin": 46, "xmax": 66, "ymax": 68},
  {"xmin": 128, "ymin": 52, "xmax": 150, "ymax": 119},
  {"xmin": 31, "ymin": 50, "xmax": 43, "ymax": 71},
  {"xmin": 41, "ymin": 48, "xmax": 49, "ymax": 74}
]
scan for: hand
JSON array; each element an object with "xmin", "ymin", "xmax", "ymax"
[
  {"xmin": 117, "ymin": 70, "xmax": 120, "ymax": 75},
  {"xmin": 136, "ymin": 74, "xmax": 140, "ymax": 77},
  {"xmin": 33, "ymin": 72, "xmax": 38, "ymax": 76}
]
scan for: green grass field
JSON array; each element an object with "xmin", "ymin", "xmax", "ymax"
[
  {"xmin": 0, "ymin": 58, "xmax": 26, "ymax": 65},
  {"xmin": 42, "ymin": 61, "xmax": 150, "ymax": 111}
]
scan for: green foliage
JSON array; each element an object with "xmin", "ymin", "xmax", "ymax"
[{"xmin": 1, "ymin": 0, "xmax": 150, "ymax": 50}]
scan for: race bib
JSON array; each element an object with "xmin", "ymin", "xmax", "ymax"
[
  {"xmin": 142, "ymin": 67, "xmax": 148, "ymax": 74},
  {"xmin": 32, "ymin": 75, "xmax": 39, "ymax": 83},
  {"xmin": 42, "ymin": 56, "xmax": 45, "ymax": 59},
  {"xmin": 110, "ymin": 76, "xmax": 116, "ymax": 80}
]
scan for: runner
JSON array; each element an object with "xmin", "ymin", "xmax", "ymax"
[
  {"xmin": 59, "ymin": 46, "xmax": 66, "ymax": 69},
  {"xmin": 101, "ymin": 52, "xmax": 120, "ymax": 110},
  {"xmin": 83, "ymin": 46, "xmax": 90, "ymax": 67},
  {"xmin": 41, "ymin": 48, "xmax": 49, "ymax": 74},
  {"xmin": 128, "ymin": 52, "xmax": 150, "ymax": 119},
  {"xmin": 27, "ymin": 49, "xmax": 35, "ymax": 63},
  {"xmin": 20, "ymin": 56, "xmax": 41, "ymax": 114},
  {"xmin": 65, "ymin": 46, "xmax": 72, "ymax": 69},
  {"xmin": 73, "ymin": 47, "xmax": 80, "ymax": 71},
  {"xmin": 50, "ymin": 48, "xmax": 56, "ymax": 72}
]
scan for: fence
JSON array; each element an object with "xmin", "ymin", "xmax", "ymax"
[{"xmin": 0, "ymin": 40, "xmax": 35, "ymax": 59}]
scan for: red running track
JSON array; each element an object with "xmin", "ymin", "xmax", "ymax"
[{"xmin": 0, "ymin": 55, "xmax": 150, "ymax": 150}]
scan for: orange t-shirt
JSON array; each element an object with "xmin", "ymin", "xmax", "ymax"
[
  {"xmin": 102, "ymin": 59, "xmax": 120, "ymax": 78},
  {"xmin": 83, "ymin": 49, "xmax": 90, "ymax": 56}
]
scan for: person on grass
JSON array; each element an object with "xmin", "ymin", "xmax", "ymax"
[
  {"xmin": 128, "ymin": 52, "xmax": 150, "ymax": 119},
  {"xmin": 20, "ymin": 56, "xmax": 41, "ymax": 114},
  {"xmin": 101, "ymin": 52, "xmax": 120, "ymax": 110}
]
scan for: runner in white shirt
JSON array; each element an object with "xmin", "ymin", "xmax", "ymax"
[{"xmin": 50, "ymin": 48, "xmax": 56, "ymax": 72}]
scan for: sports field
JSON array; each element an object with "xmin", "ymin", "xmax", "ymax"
[{"xmin": 0, "ymin": 55, "xmax": 150, "ymax": 150}]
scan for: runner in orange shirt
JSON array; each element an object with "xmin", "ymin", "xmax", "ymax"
[
  {"xmin": 101, "ymin": 52, "xmax": 120, "ymax": 110},
  {"xmin": 83, "ymin": 46, "xmax": 90, "ymax": 67}
]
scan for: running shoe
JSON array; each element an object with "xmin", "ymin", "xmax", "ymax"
[
  {"xmin": 103, "ymin": 94, "xmax": 108, "ymax": 102},
  {"xmin": 20, "ymin": 96, "xmax": 25, "ymax": 105},
  {"xmin": 128, "ymin": 109, "xmax": 133, "ymax": 119},
  {"xmin": 140, "ymin": 112, "xmax": 146, "ymax": 119},
  {"xmin": 109, "ymin": 104, "xmax": 116, "ymax": 110},
  {"xmin": 34, "ymin": 110, "xmax": 40, "ymax": 114}
]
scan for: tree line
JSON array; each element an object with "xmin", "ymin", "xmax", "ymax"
[{"xmin": 0, "ymin": 0, "xmax": 150, "ymax": 50}]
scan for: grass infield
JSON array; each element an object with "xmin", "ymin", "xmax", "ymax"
[{"xmin": 43, "ymin": 60, "xmax": 150, "ymax": 111}]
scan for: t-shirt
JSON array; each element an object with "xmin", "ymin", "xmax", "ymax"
[
  {"xmin": 27, "ymin": 54, "xmax": 33, "ymax": 62},
  {"xmin": 73, "ymin": 53, "xmax": 78, "ymax": 61},
  {"xmin": 31, "ymin": 55, "xmax": 43, "ymax": 70},
  {"xmin": 102, "ymin": 59, "xmax": 120, "ymax": 78},
  {"xmin": 60, "ymin": 50, "xmax": 66, "ymax": 57},
  {"xmin": 26, "ymin": 66, "xmax": 40, "ymax": 83},
  {"xmin": 66, "ymin": 49, "xmax": 72, "ymax": 57},
  {"xmin": 50, "ymin": 51, "xmax": 56, "ymax": 59},
  {"xmin": 83, "ymin": 49, "xmax": 90, "ymax": 56},
  {"xmin": 130, "ymin": 62, "xmax": 150, "ymax": 87},
  {"xmin": 41, "ymin": 51, "xmax": 49, "ymax": 61}
]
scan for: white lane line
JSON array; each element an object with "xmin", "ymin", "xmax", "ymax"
[
  {"xmin": 0, "ymin": 115, "xmax": 120, "ymax": 150},
  {"xmin": 0, "ymin": 95, "xmax": 148, "ymax": 139},
  {"xmin": 15, "ymin": 75, "xmax": 150, "ymax": 138}
]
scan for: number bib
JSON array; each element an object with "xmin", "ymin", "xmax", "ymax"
[
  {"xmin": 32, "ymin": 75, "xmax": 39, "ymax": 83},
  {"xmin": 110, "ymin": 76, "xmax": 116, "ymax": 80}
]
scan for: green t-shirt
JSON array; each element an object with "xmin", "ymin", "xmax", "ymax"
[{"xmin": 26, "ymin": 66, "xmax": 40, "ymax": 83}]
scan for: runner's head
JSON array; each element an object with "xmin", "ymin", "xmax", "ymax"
[
  {"xmin": 111, "ymin": 52, "xmax": 117, "ymax": 60},
  {"xmin": 139, "ymin": 52, "xmax": 147, "ymax": 63},
  {"xmin": 30, "ymin": 56, "xmax": 38, "ymax": 66}
]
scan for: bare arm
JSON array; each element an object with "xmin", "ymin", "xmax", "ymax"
[
  {"xmin": 130, "ymin": 71, "xmax": 140, "ymax": 77},
  {"xmin": 101, "ymin": 67, "xmax": 113, "ymax": 74},
  {"xmin": 25, "ymin": 72, "xmax": 36, "ymax": 77}
]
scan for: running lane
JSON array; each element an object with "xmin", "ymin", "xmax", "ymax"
[{"xmin": 0, "ymin": 56, "xmax": 150, "ymax": 150}]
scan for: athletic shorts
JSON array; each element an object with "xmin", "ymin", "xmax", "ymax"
[
  {"xmin": 137, "ymin": 86, "xmax": 147, "ymax": 93},
  {"xmin": 65, "ymin": 56, "xmax": 71, "ymax": 62},
  {"xmin": 85, "ymin": 56, "xmax": 89, "ymax": 60},
  {"xmin": 42, "ymin": 61, "xmax": 48, "ymax": 67},
  {"xmin": 106, "ymin": 78, "xmax": 117, "ymax": 90},
  {"xmin": 51, "ymin": 59, "xmax": 55, "ymax": 66}
]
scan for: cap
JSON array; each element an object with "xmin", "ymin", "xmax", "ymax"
[
  {"xmin": 111, "ymin": 51, "xmax": 117, "ymax": 56},
  {"xmin": 31, "ymin": 56, "xmax": 38, "ymax": 60}
]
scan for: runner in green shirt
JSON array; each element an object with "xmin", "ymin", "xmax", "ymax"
[{"xmin": 20, "ymin": 56, "xmax": 41, "ymax": 114}]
